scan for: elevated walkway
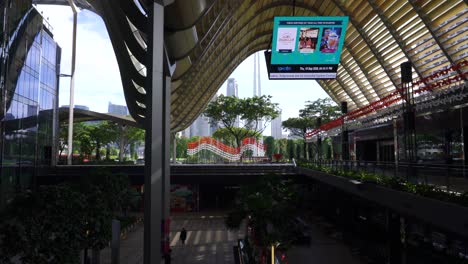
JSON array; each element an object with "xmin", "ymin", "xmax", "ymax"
[{"xmin": 38, "ymin": 163, "xmax": 298, "ymax": 185}]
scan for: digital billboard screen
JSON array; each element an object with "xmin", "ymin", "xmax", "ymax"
[{"xmin": 269, "ymin": 16, "xmax": 349, "ymax": 79}]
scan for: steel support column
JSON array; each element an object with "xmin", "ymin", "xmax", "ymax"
[
  {"xmin": 341, "ymin": 102, "xmax": 349, "ymax": 162},
  {"xmin": 317, "ymin": 117, "xmax": 322, "ymax": 162},
  {"xmin": 387, "ymin": 211, "xmax": 406, "ymax": 264},
  {"xmin": 144, "ymin": 2, "xmax": 170, "ymax": 263},
  {"xmin": 66, "ymin": 2, "xmax": 78, "ymax": 165},
  {"xmin": 401, "ymin": 62, "xmax": 416, "ymax": 182}
]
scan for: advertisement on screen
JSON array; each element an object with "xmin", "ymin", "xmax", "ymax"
[{"xmin": 269, "ymin": 16, "xmax": 349, "ymax": 79}]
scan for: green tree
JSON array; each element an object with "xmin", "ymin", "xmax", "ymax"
[
  {"xmin": 106, "ymin": 123, "xmax": 145, "ymax": 162},
  {"xmin": 287, "ymin": 139, "xmax": 296, "ymax": 160},
  {"xmin": 283, "ymin": 98, "xmax": 341, "ymax": 160},
  {"xmin": 263, "ymin": 136, "xmax": 276, "ymax": 159},
  {"xmin": 300, "ymin": 98, "xmax": 341, "ymax": 123},
  {"xmin": 277, "ymin": 138, "xmax": 288, "ymax": 157},
  {"xmin": 282, "ymin": 117, "xmax": 315, "ymax": 159},
  {"xmin": 225, "ymin": 174, "xmax": 303, "ymax": 261},
  {"xmin": 175, "ymin": 135, "xmax": 189, "ymax": 159},
  {"xmin": 0, "ymin": 169, "xmax": 140, "ymax": 264},
  {"xmin": 74, "ymin": 123, "xmax": 94, "ymax": 160},
  {"xmin": 88, "ymin": 121, "xmax": 117, "ymax": 161},
  {"xmin": 212, "ymin": 127, "xmax": 261, "ymax": 146},
  {"xmin": 204, "ymin": 95, "xmax": 280, "ymax": 148},
  {"xmin": 0, "ymin": 185, "xmax": 86, "ymax": 264}
]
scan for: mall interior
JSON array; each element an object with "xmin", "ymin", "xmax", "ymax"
[{"xmin": 1, "ymin": 0, "xmax": 467, "ymax": 264}]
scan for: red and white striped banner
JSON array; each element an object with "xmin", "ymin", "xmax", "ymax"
[{"xmin": 187, "ymin": 137, "xmax": 266, "ymax": 161}]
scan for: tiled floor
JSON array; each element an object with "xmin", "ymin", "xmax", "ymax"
[
  {"xmin": 168, "ymin": 212, "xmax": 245, "ymax": 264},
  {"xmin": 100, "ymin": 211, "xmax": 362, "ymax": 264},
  {"xmin": 100, "ymin": 212, "xmax": 244, "ymax": 264}
]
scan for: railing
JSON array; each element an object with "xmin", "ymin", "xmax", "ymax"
[{"xmin": 303, "ymin": 159, "xmax": 468, "ymax": 193}]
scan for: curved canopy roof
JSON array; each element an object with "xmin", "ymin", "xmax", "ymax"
[
  {"xmin": 34, "ymin": 0, "xmax": 468, "ymax": 132},
  {"xmin": 58, "ymin": 107, "xmax": 141, "ymax": 128}
]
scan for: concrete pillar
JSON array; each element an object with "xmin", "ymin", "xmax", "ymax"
[
  {"xmin": 387, "ymin": 211, "xmax": 406, "ymax": 264},
  {"xmin": 144, "ymin": 2, "xmax": 172, "ymax": 263}
]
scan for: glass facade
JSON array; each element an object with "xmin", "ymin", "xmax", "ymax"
[{"xmin": 0, "ymin": 6, "xmax": 61, "ymax": 207}]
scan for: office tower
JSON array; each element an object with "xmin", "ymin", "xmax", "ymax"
[
  {"xmin": 108, "ymin": 102, "xmax": 128, "ymax": 115},
  {"xmin": 189, "ymin": 114, "xmax": 211, "ymax": 137},
  {"xmin": 0, "ymin": 5, "xmax": 61, "ymax": 207},
  {"xmin": 181, "ymin": 127, "xmax": 191, "ymax": 138},
  {"xmin": 271, "ymin": 113, "xmax": 283, "ymax": 139},
  {"xmin": 253, "ymin": 52, "xmax": 263, "ymax": 132},
  {"xmin": 253, "ymin": 52, "xmax": 261, "ymax": 97},
  {"xmin": 226, "ymin": 78, "xmax": 238, "ymax": 97},
  {"xmin": 188, "ymin": 94, "xmax": 220, "ymax": 137},
  {"xmin": 226, "ymin": 79, "xmax": 239, "ymax": 127}
]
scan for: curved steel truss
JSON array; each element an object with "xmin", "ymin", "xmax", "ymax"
[{"xmin": 33, "ymin": 0, "xmax": 468, "ymax": 132}]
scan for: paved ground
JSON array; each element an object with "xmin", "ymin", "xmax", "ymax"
[
  {"xmin": 100, "ymin": 211, "xmax": 244, "ymax": 264},
  {"xmin": 100, "ymin": 211, "xmax": 363, "ymax": 264},
  {"xmin": 168, "ymin": 212, "xmax": 245, "ymax": 264}
]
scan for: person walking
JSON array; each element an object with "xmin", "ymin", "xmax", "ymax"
[{"xmin": 180, "ymin": 227, "xmax": 187, "ymax": 245}]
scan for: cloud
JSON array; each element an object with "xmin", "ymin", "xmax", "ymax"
[{"xmin": 37, "ymin": 5, "xmax": 125, "ymax": 113}]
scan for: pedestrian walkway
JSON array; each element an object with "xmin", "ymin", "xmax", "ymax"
[
  {"xmin": 168, "ymin": 212, "xmax": 245, "ymax": 264},
  {"xmin": 100, "ymin": 211, "xmax": 362, "ymax": 264},
  {"xmin": 100, "ymin": 211, "xmax": 244, "ymax": 264}
]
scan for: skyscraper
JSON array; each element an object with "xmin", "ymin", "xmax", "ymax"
[
  {"xmin": 190, "ymin": 115, "xmax": 211, "ymax": 137},
  {"xmin": 226, "ymin": 79, "xmax": 239, "ymax": 128},
  {"xmin": 0, "ymin": 5, "xmax": 61, "ymax": 207},
  {"xmin": 226, "ymin": 78, "xmax": 238, "ymax": 97},
  {"xmin": 187, "ymin": 94, "xmax": 219, "ymax": 137},
  {"xmin": 253, "ymin": 52, "xmax": 263, "ymax": 132},
  {"xmin": 271, "ymin": 113, "xmax": 283, "ymax": 139},
  {"xmin": 108, "ymin": 102, "xmax": 128, "ymax": 115}
]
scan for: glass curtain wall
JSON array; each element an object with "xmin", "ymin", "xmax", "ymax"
[{"xmin": 0, "ymin": 5, "xmax": 61, "ymax": 207}]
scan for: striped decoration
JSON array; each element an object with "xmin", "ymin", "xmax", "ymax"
[{"xmin": 187, "ymin": 137, "xmax": 266, "ymax": 161}]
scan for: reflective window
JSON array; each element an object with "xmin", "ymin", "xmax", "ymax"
[{"xmin": 1, "ymin": 8, "xmax": 61, "ymax": 207}]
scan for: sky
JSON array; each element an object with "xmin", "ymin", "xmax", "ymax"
[{"xmin": 37, "ymin": 5, "xmax": 330, "ymax": 133}]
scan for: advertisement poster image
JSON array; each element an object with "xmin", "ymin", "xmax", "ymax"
[
  {"xmin": 276, "ymin": 27, "xmax": 297, "ymax": 53},
  {"xmin": 320, "ymin": 27, "xmax": 342, "ymax": 53},
  {"xmin": 298, "ymin": 28, "xmax": 319, "ymax": 53}
]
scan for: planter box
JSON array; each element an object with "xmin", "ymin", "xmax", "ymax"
[{"xmin": 296, "ymin": 167, "xmax": 468, "ymax": 238}]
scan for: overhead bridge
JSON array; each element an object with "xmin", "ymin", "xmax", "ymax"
[{"xmin": 39, "ymin": 163, "xmax": 299, "ymax": 185}]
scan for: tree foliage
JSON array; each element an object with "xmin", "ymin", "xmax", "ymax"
[
  {"xmin": 213, "ymin": 127, "xmax": 261, "ymax": 146},
  {"xmin": 59, "ymin": 121, "xmax": 144, "ymax": 163},
  {"xmin": 282, "ymin": 117, "xmax": 315, "ymax": 139},
  {"xmin": 282, "ymin": 98, "xmax": 341, "ymax": 160},
  {"xmin": 299, "ymin": 98, "xmax": 341, "ymax": 123},
  {"xmin": 87, "ymin": 121, "xmax": 118, "ymax": 161},
  {"xmin": 204, "ymin": 95, "xmax": 280, "ymax": 147},
  {"xmin": 0, "ymin": 185, "xmax": 85, "ymax": 264},
  {"xmin": 263, "ymin": 136, "xmax": 276, "ymax": 159},
  {"xmin": 110, "ymin": 124, "xmax": 145, "ymax": 162},
  {"xmin": 0, "ymin": 170, "xmax": 140, "ymax": 263},
  {"xmin": 225, "ymin": 174, "xmax": 303, "ymax": 254}
]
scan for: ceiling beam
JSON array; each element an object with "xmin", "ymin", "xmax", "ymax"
[{"xmin": 406, "ymin": 0, "xmax": 464, "ymax": 77}]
